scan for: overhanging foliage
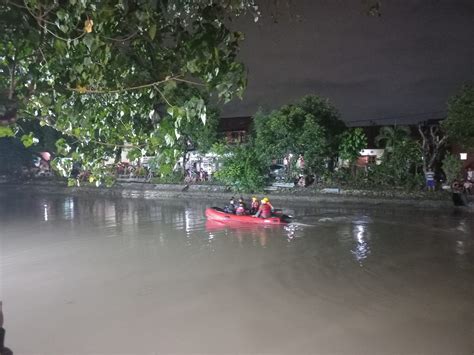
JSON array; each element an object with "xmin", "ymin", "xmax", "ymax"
[{"xmin": 1, "ymin": 0, "xmax": 258, "ymax": 184}]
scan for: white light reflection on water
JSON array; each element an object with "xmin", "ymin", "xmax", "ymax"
[
  {"xmin": 43, "ymin": 203, "xmax": 49, "ymax": 221},
  {"xmin": 207, "ymin": 231, "xmax": 216, "ymax": 253},
  {"xmin": 62, "ymin": 197, "xmax": 75, "ymax": 220},
  {"xmin": 185, "ymin": 209, "xmax": 191, "ymax": 235},
  {"xmin": 351, "ymin": 223, "xmax": 371, "ymax": 265},
  {"xmin": 284, "ymin": 223, "xmax": 298, "ymax": 242}
]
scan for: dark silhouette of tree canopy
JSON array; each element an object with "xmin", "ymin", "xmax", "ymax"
[
  {"xmin": 443, "ymin": 83, "xmax": 474, "ymax": 149},
  {"xmin": 375, "ymin": 125, "xmax": 411, "ymax": 152}
]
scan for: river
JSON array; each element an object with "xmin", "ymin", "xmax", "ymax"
[{"xmin": 0, "ymin": 192, "xmax": 473, "ymax": 354}]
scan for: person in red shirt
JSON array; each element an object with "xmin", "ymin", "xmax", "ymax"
[
  {"xmin": 254, "ymin": 197, "xmax": 274, "ymax": 218},
  {"xmin": 250, "ymin": 196, "xmax": 260, "ymax": 214}
]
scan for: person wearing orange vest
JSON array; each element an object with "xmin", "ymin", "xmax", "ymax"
[
  {"xmin": 254, "ymin": 197, "xmax": 274, "ymax": 218},
  {"xmin": 250, "ymin": 196, "xmax": 260, "ymax": 214}
]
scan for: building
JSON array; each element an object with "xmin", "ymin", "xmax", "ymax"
[{"xmin": 218, "ymin": 116, "xmax": 252, "ymax": 144}]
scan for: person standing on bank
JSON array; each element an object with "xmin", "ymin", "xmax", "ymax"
[{"xmin": 425, "ymin": 168, "xmax": 435, "ymax": 191}]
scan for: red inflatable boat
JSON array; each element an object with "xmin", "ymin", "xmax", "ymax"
[{"xmin": 205, "ymin": 207, "xmax": 290, "ymax": 225}]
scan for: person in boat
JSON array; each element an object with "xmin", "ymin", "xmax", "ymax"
[
  {"xmin": 235, "ymin": 202, "xmax": 246, "ymax": 216},
  {"xmin": 0, "ymin": 301, "xmax": 13, "ymax": 355},
  {"xmin": 224, "ymin": 197, "xmax": 236, "ymax": 214},
  {"xmin": 238, "ymin": 196, "xmax": 246, "ymax": 209},
  {"xmin": 253, "ymin": 197, "xmax": 274, "ymax": 218},
  {"xmin": 451, "ymin": 180, "xmax": 468, "ymax": 206},
  {"xmin": 250, "ymin": 196, "xmax": 260, "ymax": 214}
]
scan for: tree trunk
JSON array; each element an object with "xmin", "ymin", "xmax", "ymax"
[
  {"xmin": 182, "ymin": 145, "xmax": 188, "ymax": 174},
  {"xmin": 114, "ymin": 148, "xmax": 122, "ymax": 163},
  {"xmin": 418, "ymin": 123, "xmax": 448, "ymax": 174}
]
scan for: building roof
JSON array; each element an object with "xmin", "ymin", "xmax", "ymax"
[{"xmin": 218, "ymin": 116, "xmax": 252, "ymax": 132}]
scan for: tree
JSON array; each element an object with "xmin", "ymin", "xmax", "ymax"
[
  {"xmin": 171, "ymin": 87, "xmax": 220, "ymax": 175},
  {"xmin": 214, "ymin": 142, "xmax": 266, "ymax": 192},
  {"xmin": 375, "ymin": 125, "xmax": 411, "ymax": 152},
  {"xmin": 369, "ymin": 138, "xmax": 423, "ymax": 189},
  {"xmin": 441, "ymin": 153, "xmax": 462, "ymax": 184},
  {"xmin": 442, "ymin": 83, "xmax": 474, "ymax": 149},
  {"xmin": 253, "ymin": 95, "xmax": 346, "ymax": 175},
  {"xmin": 0, "ymin": 0, "xmax": 258, "ymax": 184},
  {"xmin": 417, "ymin": 123, "xmax": 447, "ymax": 173},
  {"xmin": 339, "ymin": 128, "xmax": 367, "ymax": 163}
]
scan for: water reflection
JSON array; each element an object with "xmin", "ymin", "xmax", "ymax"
[
  {"xmin": 205, "ymin": 219, "xmax": 305, "ymax": 248},
  {"xmin": 351, "ymin": 221, "xmax": 371, "ymax": 265},
  {"xmin": 2, "ymin": 193, "xmax": 474, "ymax": 354},
  {"xmin": 284, "ymin": 223, "xmax": 299, "ymax": 242},
  {"xmin": 43, "ymin": 203, "xmax": 49, "ymax": 221},
  {"xmin": 3, "ymin": 192, "xmax": 473, "ymax": 264},
  {"xmin": 62, "ymin": 197, "xmax": 75, "ymax": 220}
]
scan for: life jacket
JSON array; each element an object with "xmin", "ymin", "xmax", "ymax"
[
  {"xmin": 259, "ymin": 203, "xmax": 272, "ymax": 218},
  {"xmin": 251, "ymin": 201, "xmax": 259, "ymax": 209}
]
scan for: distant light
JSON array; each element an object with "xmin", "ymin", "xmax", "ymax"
[{"xmin": 460, "ymin": 153, "xmax": 467, "ymax": 160}]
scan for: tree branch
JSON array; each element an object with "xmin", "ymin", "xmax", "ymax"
[
  {"xmin": 8, "ymin": 46, "xmax": 18, "ymax": 99},
  {"xmin": 22, "ymin": 0, "xmax": 85, "ymax": 42},
  {"xmin": 101, "ymin": 30, "xmax": 139, "ymax": 42},
  {"xmin": 69, "ymin": 76, "xmax": 180, "ymax": 94},
  {"xmin": 154, "ymin": 85, "xmax": 172, "ymax": 106},
  {"xmin": 86, "ymin": 139, "xmax": 146, "ymax": 149}
]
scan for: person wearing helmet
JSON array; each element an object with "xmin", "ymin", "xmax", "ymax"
[
  {"xmin": 262, "ymin": 197, "xmax": 274, "ymax": 210},
  {"xmin": 254, "ymin": 197, "xmax": 274, "ymax": 218},
  {"xmin": 250, "ymin": 196, "xmax": 260, "ymax": 214}
]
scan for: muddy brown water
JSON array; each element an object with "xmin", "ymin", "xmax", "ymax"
[{"xmin": 0, "ymin": 192, "xmax": 473, "ymax": 354}]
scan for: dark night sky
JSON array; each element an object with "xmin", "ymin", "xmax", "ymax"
[{"xmin": 222, "ymin": 0, "xmax": 474, "ymax": 125}]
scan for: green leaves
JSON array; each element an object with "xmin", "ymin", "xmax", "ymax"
[
  {"xmin": 214, "ymin": 143, "xmax": 266, "ymax": 192},
  {"xmin": 254, "ymin": 95, "xmax": 345, "ymax": 174},
  {"xmin": 368, "ymin": 138, "xmax": 423, "ymax": 189},
  {"xmin": 55, "ymin": 138, "xmax": 71, "ymax": 155},
  {"xmin": 149, "ymin": 24, "xmax": 157, "ymax": 40},
  {"xmin": 82, "ymin": 34, "xmax": 95, "ymax": 51},
  {"xmin": 51, "ymin": 157, "xmax": 73, "ymax": 177},
  {"xmin": 20, "ymin": 133, "xmax": 39, "ymax": 148},
  {"xmin": 338, "ymin": 128, "xmax": 367, "ymax": 162},
  {"xmin": 126, "ymin": 147, "xmax": 142, "ymax": 161},
  {"xmin": 2, "ymin": 0, "xmax": 257, "ymax": 185},
  {"xmin": 442, "ymin": 153, "xmax": 462, "ymax": 184},
  {"xmin": 0, "ymin": 126, "xmax": 14, "ymax": 138},
  {"xmin": 443, "ymin": 83, "xmax": 474, "ymax": 148}
]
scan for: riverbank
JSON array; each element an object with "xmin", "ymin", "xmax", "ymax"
[{"xmin": 1, "ymin": 178, "xmax": 472, "ymax": 210}]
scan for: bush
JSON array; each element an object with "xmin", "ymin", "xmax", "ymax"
[
  {"xmin": 151, "ymin": 172, "xmax": 184, "ymax": 184},
  {"xmin": 366, "ymin": 139, "xmax": 423, "ymax": 190},
  {"xmin": 214, "ymin": 143, "xmax": 266, "ymax": 192},
  {"xmin": 441, "ymin": 153, "xmax": 462, "ymax": 184}
]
